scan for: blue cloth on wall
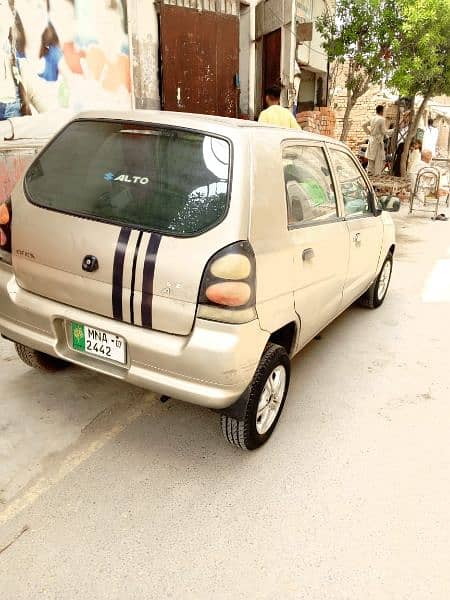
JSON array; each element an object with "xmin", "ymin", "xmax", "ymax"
[
  {"xmin": 39, "ymin": 45, "xmax": 63, "ymax": 82},
  {"xmin": 0, "ymin": 99, "xmax": 21, "ymax": 121},
  {"xmin": 0, "ymin": 89, "xmax": 21, "ymax": 121}
]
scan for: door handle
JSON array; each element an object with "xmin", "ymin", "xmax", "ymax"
[
  {"xmin": 302, "ymin": 248, "xmax": 314, "ymax": 261},
  {"xmin": 353, "ymin": 232, "xmax": 361, "ymax": 244}
]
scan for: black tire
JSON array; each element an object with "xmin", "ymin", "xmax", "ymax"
[
  {"xmin": 358, "ymin": 252, "xmax": 393, "ymax": 309},
  {"xmin": 221, "ymin": 343, "xmax": 290, "ymax": 450},
  {"xmin": 15, "ymin": 343, "xmax": 68, "ymax": 372}
]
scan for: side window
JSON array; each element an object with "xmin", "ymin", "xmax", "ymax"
[
  {"xmin": 282, "ymin": 145, "xmax": 338, "ymax": 227},
  {"xmin": 329, "ymin": 149, "xmax": 374, "ymax": 217}
]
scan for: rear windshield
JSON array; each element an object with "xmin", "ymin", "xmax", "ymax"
[{"xmin": 25, "ymin": 120, "xmax": 232, "ymax": 237}]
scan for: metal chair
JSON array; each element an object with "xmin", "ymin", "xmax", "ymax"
[
  {"xmin": 431, "ymin": 158, "xmax": 450, "ymax": 209},
  {"xmin": 409, "ymin": 167, "xmax": 446, "ymax": 218}
]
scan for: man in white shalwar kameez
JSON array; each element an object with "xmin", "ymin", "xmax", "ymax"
[
  {"xmin": 422, "ymin": 118, "xmax": 439, "ymax": 157},
  {"xmin": 363, "ymin": 105, "xmax": 393, "ymax": 176}
]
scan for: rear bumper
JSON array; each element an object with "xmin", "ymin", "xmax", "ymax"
[{"xmin": 0, "ymin": 264, "xmax": 268, "ymax": 409}]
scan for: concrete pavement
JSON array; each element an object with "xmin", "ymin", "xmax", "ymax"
[{"xmin": 1, "ymin": 208, "xmax": 450, "ymax": 599}]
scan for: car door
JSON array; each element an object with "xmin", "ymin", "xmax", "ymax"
[
  {"xmin": 282, "ymin": 142, "xmax": 350, "ymax": 349},
  {"xmin": 327, "ymin": 146, "xmax": 384, "ymax": 306}
]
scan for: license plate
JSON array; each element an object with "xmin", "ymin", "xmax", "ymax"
[{"xmin": 71, "ymin": 322, "xmax": 126, "ymax": 364}]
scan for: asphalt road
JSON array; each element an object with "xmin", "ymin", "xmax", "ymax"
[{"xmin": 1, "ymin": 208, "xmax": 450, "ymax": 599}]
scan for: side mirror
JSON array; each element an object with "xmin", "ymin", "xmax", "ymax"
[{"xmin": 378, "ymin": 195, "xmax": 401, "ymax": 212}]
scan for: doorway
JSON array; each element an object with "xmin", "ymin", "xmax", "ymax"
[{"xmin": 262, "ymin": 28, "xmax": 281, "ymax": 109}]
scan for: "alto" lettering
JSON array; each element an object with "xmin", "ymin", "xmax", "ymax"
[{"xmin": 114, "ymin": 174, "xmax": 150, "ymax": 185}]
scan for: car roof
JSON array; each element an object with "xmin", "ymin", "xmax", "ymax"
[{"xmin": 74, "ymin": 109, "xmax": 346, "ymax": 148}]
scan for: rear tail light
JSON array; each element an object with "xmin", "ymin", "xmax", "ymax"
[
  {"xmin": 0, "ymin": 202, "xmax": 10, "ymax": 225},
  {"xmin": 198, "ymin": 241, "xmax": 257, "ymax": 324},
  {"xmin": 0, "ymin": 199, "xmax": 12, "ymax": 257}
]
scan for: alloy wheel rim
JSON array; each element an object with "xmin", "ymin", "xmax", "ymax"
[
  {"xmin": 377, "ymin": 260, "xmax": 392, "ymax": 301},
  {"xmin": 256, "ymin": 365, "xmax": 286, "ymax": 435}
]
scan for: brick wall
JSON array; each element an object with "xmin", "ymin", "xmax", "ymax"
[
  {"xmin": 333, "ymin": 94, "xmax": 397, "ymax": 151},
  {"xmin": 296, "ymin": 107, "xmax": 337, "ymax": 137},
  {"xmin": 330, "ymin": 62, "xmax": 397, "ymax": 150}
]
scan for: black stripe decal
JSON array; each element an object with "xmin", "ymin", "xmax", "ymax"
[
  {"xmin": 129, "ymin": 231, "xmax": 143, "ymax": 324},
  {"xmin": 112, "ymin": 227, "xmax": 131, "ymax": 320},
  {"xmin": 141, "ymin": 233, "xmax": 162, "ymax": 329}
]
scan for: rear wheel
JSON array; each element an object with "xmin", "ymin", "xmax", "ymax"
[
  {"xmin": 358, "ymin": 253, "xmax": 393, "ymax": 309},
  {"xmin": 15, "ymin": 343, "xmax": 68, "ymax": 372},
  {"xmin": 220, "ymin": 343, "xmax": 290, "ymax": 450}
]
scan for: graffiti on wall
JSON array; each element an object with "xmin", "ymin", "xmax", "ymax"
[{"xmin": 0, "ymin": 0, "xmax": 131, "ymax": 120}]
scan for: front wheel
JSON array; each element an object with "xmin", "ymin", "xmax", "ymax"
[
  {"xmin": 220, "ymin": 343, "xmax": 290, "ymax": 450},
  {"xmin": 358, "ymin": 252, "xmax": 393, "ymax": 309}
]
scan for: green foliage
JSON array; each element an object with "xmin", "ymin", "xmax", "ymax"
[
  {"xmin": 389, "ymin": 0, "xmax": 450, "ymax": 98},
  {"xmin": 316, "ymin": 0, "xmax": 400, "ymax": 89},
  {"xmin": 317, "ymin": 0, "xmax": 450, "ymax": 99},
  {"xmin": 316, "ymin": 0, "xmax": 401, "ymax": 139}
]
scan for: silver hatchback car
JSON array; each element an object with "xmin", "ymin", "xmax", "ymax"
[{"xmin": 0, "ymin": 111, "xmax": 399, "ymax": 450}]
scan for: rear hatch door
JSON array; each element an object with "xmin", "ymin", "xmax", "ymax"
[{"xmin": 12, "ymin": 119, "xmax": 234, "ymax": 335}]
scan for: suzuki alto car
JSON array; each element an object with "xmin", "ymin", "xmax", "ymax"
[{"xmin": 0, "ymin": 111, "xmax": 400, "ymax": 450}]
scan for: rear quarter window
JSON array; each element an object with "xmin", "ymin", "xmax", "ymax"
[{"xmin": 25, "ymin": 120, "xmax": 232, "ymax": 237}]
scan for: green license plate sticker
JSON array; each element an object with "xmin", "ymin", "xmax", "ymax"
[{"xmin": 72, "ymin": 322, "xmax": 86, "ymax": 352}]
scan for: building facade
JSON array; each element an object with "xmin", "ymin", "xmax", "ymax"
[
  {"xmin": 127, "ymin": 0, "xmax": 329, "ymax": 120},
  {"xmin": 0, "ymin": 0, "xmax": 329, "ymax": 128}
]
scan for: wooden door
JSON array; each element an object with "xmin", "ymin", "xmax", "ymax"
[
  {"xmin": 160, "ymin": 5, "xmax": 239, "ymax": 117},
  {"xmin": 262, "ymin": 28, "xmax": 281, "ymax": 107}
]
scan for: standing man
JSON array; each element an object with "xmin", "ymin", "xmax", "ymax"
[
  {"xmin": 363, "ymin": 105, "xmax": 393, "ymax": 176},
  {"xmin": 258, "ymin": 86, "xmax": 300, "ymax": 129},
  {"xmin": 422, "ymin": 118, "xmax": 439, "ymax": 157}
]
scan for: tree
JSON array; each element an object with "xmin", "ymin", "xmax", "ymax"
[
  {"xmin": 316, "ymin": 0, "xmax": 400, "ymax": 142},
  {"xmin": 389, "ymin": 0, "xmax": 450, "ymax": 176}
]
